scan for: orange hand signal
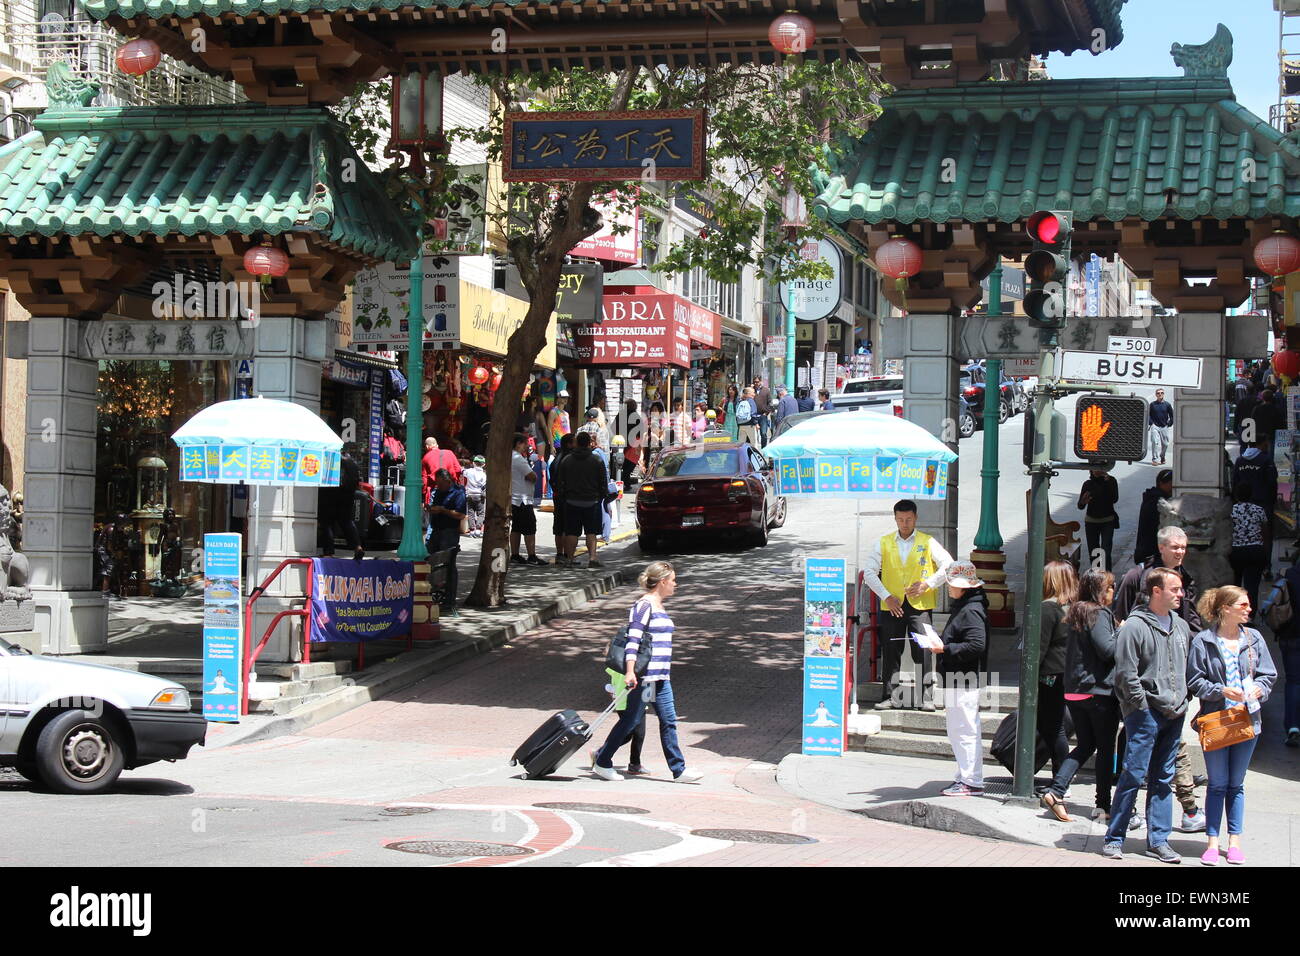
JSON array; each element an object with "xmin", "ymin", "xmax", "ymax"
[{"xmin": 1080, "ymin": 404, "xmax": 1112, "ymax": 452}]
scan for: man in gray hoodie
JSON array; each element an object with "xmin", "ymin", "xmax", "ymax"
[{"xmin": 1103, "ymin": 567, "xmax": 1190, "ymax": 864}]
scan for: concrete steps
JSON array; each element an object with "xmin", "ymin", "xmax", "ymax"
[
  {"xmin": 849, "ymin": 729, "xmax": 1005, "ymax": 765},
  {"xmin": 849, "ymin": 683, "xmax": 1020, "ymax": 764}
]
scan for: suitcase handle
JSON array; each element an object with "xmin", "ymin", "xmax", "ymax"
[{"xmin": 586, "ymin": 684, "xmax": 633, "ymax": 739}]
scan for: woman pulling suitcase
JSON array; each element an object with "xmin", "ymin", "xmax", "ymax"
[{"xmin": 592, "ymin": 561, "xmax": 704, "ymax": 783}]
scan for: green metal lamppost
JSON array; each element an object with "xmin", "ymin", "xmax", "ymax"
[
  {"xmin": 391, "ymin": 69, "xmax": 443, "ymax": 564},
  {"xmin": 972, "ymin": 263, "xmax": 1013, "ymax": 628}
]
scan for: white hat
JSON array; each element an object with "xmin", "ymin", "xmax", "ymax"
[
  {"xmin": 558, "ymin": 388, "xmax": 569, "ymax": 397},
  {"xmin": 946, "ymin": 561, "xmax": 983, "ymax": 589}
]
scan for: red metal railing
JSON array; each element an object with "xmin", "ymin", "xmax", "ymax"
[
  {"xmin": 241, "ymin": 558, "xmax": 314, "ymax": 717},
  {"xmin": 845, "ymin": 572, "xmax": 881, "ymax": 718}
]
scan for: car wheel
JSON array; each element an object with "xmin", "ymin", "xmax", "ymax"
[
  {"xmin": 750, "ymin": 520, "xmax": 769, "ymax": 548},
  {"xmin": 997, "ymin": 399, "xmax": 1010, "ymax": 426},
  {"xmin": 768, "ymin": 496, "xmax": 788, "ymax": 529},
  {"xmin": 959, "ymin": 412, "xmax": 976, "ymax": 439},
  {"xmin": 34, "ymin": 709, "xmax": 126, "ymax": 795}
]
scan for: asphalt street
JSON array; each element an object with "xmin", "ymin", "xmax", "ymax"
[{"xmin": 0, "ymin": 403, "xmax": 1204, "ymax": 867}]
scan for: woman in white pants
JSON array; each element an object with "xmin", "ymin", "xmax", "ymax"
[{"xmin": 935, "ymin": 561, "xmax": 989, "ymax": 797}]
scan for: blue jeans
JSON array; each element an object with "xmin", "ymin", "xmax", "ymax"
[
  {"xmin": 1203, "ymin": 735, "xmax": 1257, "ymax": 837},
  {"xmin": 595, "ymin": 679, "xmax": 685, "ymax": 777},
  {"xmin": 1281, "ymin": 639, "xmax": 1300, "ymax": 732},
  {"xmin": 1105, "ymin": 708, "xmax": 1182, "ymax": 848}
]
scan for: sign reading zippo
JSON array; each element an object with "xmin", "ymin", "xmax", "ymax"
[
  {"xmin": 309, "ymin": 558, "xmax": 414, "ymax": 644},
  {"xmin": 503, "ymin": 110, "xmax": 706, "ymax": 181}
]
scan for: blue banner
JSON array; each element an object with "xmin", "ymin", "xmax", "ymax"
[
  {"xmin": 309, "ymin": 558, "xmax": 415, "ymax": 643},
  {"xmin": 803, "ymin": 558, "xmax": 846, "ymax": 757},
  {"xmin": 775, "ymin": 454, "xmax": 949, "ymax": 499},
  {"xmin": 202, "ymin": 533, "xmax": 243, "ymax": 723},
  {"xmin": 368, "ymin": 369, "xmax": 384, "ymax": 485},
  {"xmin": 178, "ymin": 443, "xmax": 340, "ymax": 487}
]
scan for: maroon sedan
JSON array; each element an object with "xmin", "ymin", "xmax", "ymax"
[{"xmin": 635, "ymin": 439, "xmax": 787, "ymax": 552}]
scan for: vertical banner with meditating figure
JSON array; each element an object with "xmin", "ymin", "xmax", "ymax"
[
  {"xmin": 803, "ymin": 558, "xmax": 846, "ymax": 757},
  {"xmin": 201, "ymin": 533, "xmax": 243, "ymax": 722}
]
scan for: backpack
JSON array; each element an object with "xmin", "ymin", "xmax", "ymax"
[
  {"xmin": 604, "ymin": 602, "xmax": 655, "ymax": 676},
  {"xmin": 734, "ymin": 399, "xmax": 753, "ymax": 425},
  {"xmin": 1265, "ymin": 579, "xmax": 1293, "ymax": 632}
]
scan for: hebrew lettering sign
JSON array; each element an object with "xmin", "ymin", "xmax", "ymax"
[{"xmin": 576, "ymin": 293, "xmax": 691, "ymax": 368}]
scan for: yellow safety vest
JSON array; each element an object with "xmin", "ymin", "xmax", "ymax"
[{"xmin": 880, "ymin": 531, "xmax": 937, "ymax": 611}]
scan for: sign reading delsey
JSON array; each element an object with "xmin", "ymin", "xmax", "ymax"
[{"xmin": 504, "ymin": 109, "xmax": 706, "ymax": 181}]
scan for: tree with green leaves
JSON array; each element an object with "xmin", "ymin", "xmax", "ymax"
[{"xmin": 340, "ymin": 61, "xmax": 882, "ymax": 607}]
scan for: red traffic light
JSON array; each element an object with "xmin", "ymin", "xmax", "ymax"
[{"xmin": 1027, "ymin": 211, "xmax": 1065, "ymax": 246}]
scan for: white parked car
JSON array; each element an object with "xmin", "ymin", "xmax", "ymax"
[
  {"xmin": 832, "ymin": 375, "xmax": 904, "ymax": 414},
  {"xmin": 0, "ymin": 635, "xmax": 207, "ymax": 793}
]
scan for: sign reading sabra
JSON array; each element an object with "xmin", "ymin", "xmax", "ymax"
[{"xmin": 83, "ymin": 321, "xmax": 251, "ymax": 360}]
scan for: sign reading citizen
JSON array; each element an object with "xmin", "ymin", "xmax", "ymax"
[{"xmin": 503, "ymin": 110, "xmax": 706, "ymax": 181}]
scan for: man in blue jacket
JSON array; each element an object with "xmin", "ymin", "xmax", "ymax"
[{"xmin": 1148, "ymin": 388, "xmax": 1174, "ymax": 466}]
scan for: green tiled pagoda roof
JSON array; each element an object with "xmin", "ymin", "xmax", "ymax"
[
  {"xmin": 811, "ymin": 77, "xmax": 1300, "ymax": 225},
  {"xmin": 0, "ymin": 105, "xmax": 417, "ymax": 262},
  {"xmin": 84, "ymin": 0, "xmax": 532, "ymax": 16}
]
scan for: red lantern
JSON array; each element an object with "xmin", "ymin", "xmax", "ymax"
[
  {"xmin": 116, "ymin": 39, "xmax": 162, "ymax": 76},
  {"xmin": 490, "ymin": 372, "xmax": 503, "ymax": 392},
  {"xmin": 469, "ymin": 365, "xmax": 489, "ymax": 386},
  {"xmin": 874, "ymin": 236, "xmax": 924, "ymax": 280},
  {"xmin": 1254, "ymin": 231, "xmax": 1300, "ymax": 278},
  {"xmin": 768, "ymin": 12, "xmax": 816, "ymax": 55},
  {"xmin": 243, "ymin": 243, "xmax": 290, "ymax": 284},
  {"xmin": 1274, "ymin": 349, "xmax": 1300, "ymax": 381}
]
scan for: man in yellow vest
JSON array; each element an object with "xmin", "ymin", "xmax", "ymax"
[{"xmin": 862, "ymin": 499, "xmax": 954, "ymax": 710}]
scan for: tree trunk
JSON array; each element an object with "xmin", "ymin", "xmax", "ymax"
[{"xmin": 465, "ymin": 68, "xmax": 640, "ymax": 608}]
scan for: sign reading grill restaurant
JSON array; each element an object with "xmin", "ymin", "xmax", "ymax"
[
  {"xmin": 576, "ymin": 293, "xmax": 690, "ymax": 368},
  {"xmin": 503, "ymin": 109, "xmax": 706, "ymax": 181}
]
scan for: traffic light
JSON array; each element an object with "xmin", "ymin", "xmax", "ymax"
[
  {"xmin": 1073, "ymin": 395, "xmax": 1148, "ymax": 462},
  {"xmin": 1023, "ymin": 210, "xmax": 1073, "ymax": 328}
]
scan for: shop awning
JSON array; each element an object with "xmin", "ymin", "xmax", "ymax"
[{"xmin": 597, "ymin": 284, "xmax": 722, "ymax": 350}]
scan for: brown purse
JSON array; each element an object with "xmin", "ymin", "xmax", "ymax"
[{"xmin": 1193, "ymin": 635, "xmax": 1257, "ymax": 753}]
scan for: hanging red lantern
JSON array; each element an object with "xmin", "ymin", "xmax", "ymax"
[
  {"xmin": 1254, "ymin": 231, "xmax": 1300, "ymax": 279},
  {"xmin": 243, "ymin": 242, "xmax": 290, "ymax": 285},
  {"xmin": 875, "ymin": 236, "xmax": 923, "ymax": 281},
  {"xmin": 490, "ymin": 371, "xmax": 503, "ymax": 392},
  {"xmin": 1274, "ymin": 348, "xmax": 1300, "ymax": 381},
  {"xmin": 116, "ymin": 39, "xmax": 162, "ymax": 76},
  {"xmin": 469, "ymin": 365, "xmax": 489, "ymax": 386},
  {"xmin": 768, "ymin": 12, "xmax": 816, "ymax": 55}
]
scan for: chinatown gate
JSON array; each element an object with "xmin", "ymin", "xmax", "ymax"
[{"xmin": 5, "ymin": 0, "xmax": 1288, "ymax": 662}]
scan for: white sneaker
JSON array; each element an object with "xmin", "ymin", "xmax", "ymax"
[
  {"xmin": 674, "ymin": 768, "xmax": 704, "ymax": 783},
  {"xmin": 593, "ymin": 764, "xmax": 624, "ymax": 781},
  {"xmin": 589, "ymin": 749, "xmax": 599, "ymax": 769}
]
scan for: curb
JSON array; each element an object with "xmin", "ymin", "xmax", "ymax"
[{"xmin": 211, "ymin": 567, "xmax": 631, "ymax": 748}]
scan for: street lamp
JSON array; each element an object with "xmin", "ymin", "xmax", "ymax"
[{"xmin": 779, "ymin": 186, "xmax": 808, "ymax": 392}]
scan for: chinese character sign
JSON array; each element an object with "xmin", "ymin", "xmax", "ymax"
[{"xmin": 504, "ymin": 110, "xmax": 706, "ymax": 181}]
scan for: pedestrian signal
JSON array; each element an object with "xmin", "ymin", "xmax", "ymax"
[{"xmin": 1073, "ymin": 395, "xmax": 1148, "ymax": 462}]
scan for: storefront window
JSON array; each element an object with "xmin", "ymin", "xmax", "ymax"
[{"xmin": 95, "ymin": 359, "xmax": 228, "ymax": 595}]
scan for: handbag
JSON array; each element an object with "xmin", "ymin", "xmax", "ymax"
[
  {"xmin": 604, "ymin": 601, "xmax": 655, "ymax": 677},
  {"xmin": 1192, "ymin": 635, "xmax": 1257, "ymax": 753}
]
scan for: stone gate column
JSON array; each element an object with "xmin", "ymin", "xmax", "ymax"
[
  {"xmin": 248, "ymin": 316, "xmax": 328, "ymax": 663},
  {"xmin": 901, "ymin": 313, "xmax": 961, "ymax": 556},
  {"xmin": 22, "ymin": 318, "xmax": 107, "ymax": 654},
  {"xmin": 1170, "ymin": 312, "xmax": 1226, "ymax": 498}
]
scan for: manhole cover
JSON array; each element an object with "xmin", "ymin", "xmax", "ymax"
[
  {"xmin": 380, "ymin": 806, "xmax": 436, "ymax": 816},
  {"xmin": 533, "ymin": 802, "xmax": 650, "ymax": 815},
  {"xmin": 689, "ymin": 829, "xmax": 817, "ymax": 845},
  {"xmin": 386, "ymin": 840, "xmax": 536, "ymax": 858}
]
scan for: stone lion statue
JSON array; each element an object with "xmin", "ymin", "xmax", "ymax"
[{"xmin": 0, "ymin": 485, "xmax": 30, "ymax": 602}]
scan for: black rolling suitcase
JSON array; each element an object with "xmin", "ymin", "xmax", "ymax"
[
  {"xmin": 511, "ymin": 691, "xmax": 627, "ymax": 779},
  {"xmin": 990, "ymin": 708, "xmax": 1076, "ymax": 775}
]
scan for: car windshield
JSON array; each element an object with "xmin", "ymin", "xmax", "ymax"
[{"xmin": 652, "ymin": 449, "xmax": 739, "ymax": 477}]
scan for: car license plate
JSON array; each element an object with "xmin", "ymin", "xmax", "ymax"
[{"xmin": 681, "ymin": 515, "xmax": 703, "ymax": 527}]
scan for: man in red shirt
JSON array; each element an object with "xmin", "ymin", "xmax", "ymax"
[{"xmin": 421, "ymin": 437, "xmax": 464, "ymax": 505}]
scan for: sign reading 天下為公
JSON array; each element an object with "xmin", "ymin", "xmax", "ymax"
[{"xmin": 503, "ymin": 110, "xmax": 706, "ymax": 182}]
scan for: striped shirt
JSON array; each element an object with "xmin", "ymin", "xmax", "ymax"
[
  {"xmin": 1217, "ymin": 634, "xmax": 1243, "ymax": 698},
  {"xmin": 624, "ymin": 599, "xmax": 674, "ymax": 681}
]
